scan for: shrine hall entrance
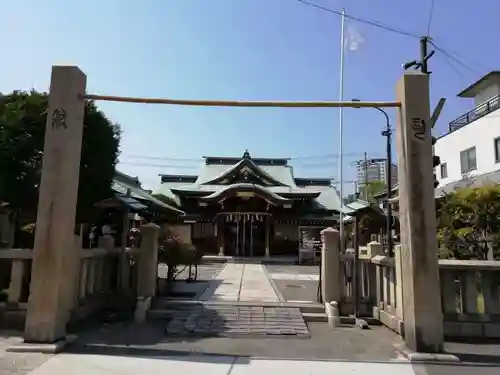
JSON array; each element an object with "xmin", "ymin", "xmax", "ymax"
[{"xmin": 220, "ymin": 213, "xmax": 270, "ymax": 257}]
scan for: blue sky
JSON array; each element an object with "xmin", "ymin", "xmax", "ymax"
[{"xmin": 0, "ymin": 0, "xmax": 496, "ymax": 193}]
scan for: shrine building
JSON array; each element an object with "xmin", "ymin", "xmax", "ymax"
[{"xmin": 154, "ymin": 151, "xmax": 344, "ymax": 257}]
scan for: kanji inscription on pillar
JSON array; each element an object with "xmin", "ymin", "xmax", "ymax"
[
  {"xmin": 51, "ymin": 108, "xmax": 68, "ymax": 130},
  {"xmin": 411, "ymin": 117, "xmax": 426, "ymax": 141}
]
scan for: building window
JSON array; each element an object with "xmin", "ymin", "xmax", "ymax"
[
  {"xmin": 494, "ymin": 137, "xmax": 500, "ymax": 163},
  {"xmin": 440, "ymin": 163, "xmax": 448, "ymax": 179},
  {"xmin": 460, "ymin": 147, "xmax": 477, "ymax": 174}
]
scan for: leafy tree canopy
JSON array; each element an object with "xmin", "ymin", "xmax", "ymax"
[
  {"xmin": 359, "ymin": 180, "xmax": 387, "ymax": 202},
  {"xmin": 437, "ymin": 184, "xmax": 500, "ymax": 260},
  {"xmin": 0, "ymin": 90, "xmax": 121, "ymax": 223}
]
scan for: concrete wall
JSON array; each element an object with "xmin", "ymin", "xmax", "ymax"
[
  {"xmin": 474, "ymin": 83, "xmax": 500, "ymax": 107},
  {"xmin": 435, "ymin": 105, "xmax": 500, "ymax": 186}
]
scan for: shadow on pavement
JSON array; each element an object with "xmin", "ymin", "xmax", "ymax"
[{"xmin": 65, "ymin": 306, "xmax": 252, "ymax": 365}]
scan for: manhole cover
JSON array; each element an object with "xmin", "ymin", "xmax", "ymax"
[{"xmin": 285, "ymin": 284, "xmax": 305, "ymax": 289}]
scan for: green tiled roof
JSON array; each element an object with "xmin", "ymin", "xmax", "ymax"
[
  {"xmin": 195, "ymin": 162, "xmax": 297, "ymax": 187},
  {"xmin": 200, "ymin": 183, "xmax": 291, "ymax": 204},
  {"xmin": 152, "ymin": 155, "xmax": 348, "ymax": 214},
  {"xmin": 113, "ymin": 174, "xmax": 184, "ymax": 214}
]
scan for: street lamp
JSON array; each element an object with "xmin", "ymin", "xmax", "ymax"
[{"xmin": 352, "ymin": 99, "xmax": 394, "ymax": 257}]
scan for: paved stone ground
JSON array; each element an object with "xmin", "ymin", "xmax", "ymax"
[
  {"xmin": 199, "ymin": 263, "xmax": 278, "ymax": 302},
  {"xmin": 273, "ymin": 280, "xmax": 320, "ymax": 302},
  {"xmin": 165, "ymin": 305, "xmax": 309, "ymax": 337},
  {"xmin": 172, "ymin": 263, "xmax": 225, "ymax": 281},
  {"xmin": 68, "ymin": 321, "xmax": 403, "ymax": 361},
  {"xmin": 266, "ymin": 264, "xmax": 319, "ymax": 276},
  {"xmin": 158, "ymin": 263, "xmax": 226, "ymax": 299},
  {"xmin": 265, "ymin": 264, "xmax": 320, "ymax": 302},
  {"xmin": 157, "ymin": 263, "xmax": 225, "ymax": 284},
  {"xmin": 0, "ymin": 334, "xmax": 52, "ymax": 375}
]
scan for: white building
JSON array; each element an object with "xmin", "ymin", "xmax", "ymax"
[
  {"xmin": 435, "ymin": 71, "xmax": 500, "ymax": 195},
  {"xmin": 356, "ymin": 158, "xmax": 398, "ymax": 187}
]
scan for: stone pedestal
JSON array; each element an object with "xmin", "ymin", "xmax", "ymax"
[
  {"xmin": 136, "ymin": 223, "xmax": 160, "ymax": 298},
  {"xmin": 24, "ymin": 66, "xmax": 86, "ymax": 344},
  {"xmin": 395, "ymin": 71, "xmax": 444, "ymax": 352},
  {"xmin": 320, "ymin": 227, "xmax": 341, "ymax": 304}
]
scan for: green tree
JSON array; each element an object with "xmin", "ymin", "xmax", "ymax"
[
  {"xmin": 0, "ymin": 90, "xmax": 121, "ymax": 228},
  {"xmin": 437, "ymin": 184, "xmax": 500, "ymax": 260},
  {"xmin": 359, "ymin": 180, "xmax": 387, "ymax": 202}
]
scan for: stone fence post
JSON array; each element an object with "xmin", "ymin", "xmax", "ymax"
[
  {"xmin": 135, "ymin": 223, "xmax": 159, "ymax": 323},
  {"xmin": 394, "ymin": 244, "xmax": 404, "ymax": 321},
  {"xmin": 366, "ymin": 241, "xmax": 384, "ymax": 258},
  {"xmin": 321, "ymin": 227, "xmax": 342, "ymax": 304}
]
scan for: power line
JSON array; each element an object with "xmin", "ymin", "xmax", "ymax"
[
  {"xmin": 429, "ymin": 40, "xmax": 484, "ymax": 76},
  {"xmin": 426, "ymin": 0, "xmax": 436, "ymax": 36},
  {"xmin": 431, "ymin": 38, "xmax": 490, "ymax": 73},
  {"xmin": 295, "ymin": 0, "xmax": 420, "ymax": 39},
  {"xmin": 120, "ymin": 154, "xmax": 202, "ymax": 162},
  {"xmin": 119, "ymin": 162, "xmax": 199, "ymax": 169},
  {"xmin": 120, "ymin": 151, "xmax": 377, "ymax": 162},
  {"xmin": 118, "ymin": 161, "xmax": 343, "ymax": 169},
  {"xmin": 434, "ymin": 49, "xmax": 466, "ymax": 78}
]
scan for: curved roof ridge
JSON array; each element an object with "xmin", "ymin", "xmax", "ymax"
[
  {"xmin": 200, "ymin": 158, "xmax": 289, "ymax": 186},
  {"xmin": 200, "ymin": 182, "xmax": 290, "ymax": 203}
]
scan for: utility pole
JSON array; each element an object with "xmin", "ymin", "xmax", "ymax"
[
  {"xmin": 363, "ymin": 152, "xmax": 369, "ymax": 201},
  {"xmin": 402, "ymin": 36, "xmax": 435, "ymax": 74},
  {"xmin": 420, "ymin": 36, "xmax": 430, "ymax": 74}
]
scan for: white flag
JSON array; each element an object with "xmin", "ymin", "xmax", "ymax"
[{"xmin": 344, "ymin": 24, "xmax": 364, "ymax": 52}]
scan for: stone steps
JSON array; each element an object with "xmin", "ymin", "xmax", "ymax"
[
  {"xmin": 149, "ymin": 298, "xmax": 328, "ymax": 323},
  {"xmin": 302, "ymin": 312, "xmax": 328, "ymax": 323}
]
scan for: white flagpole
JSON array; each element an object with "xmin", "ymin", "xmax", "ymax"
[{"xmin": 338, "ymin": 8, "xmax": 346, "ymax": 247}]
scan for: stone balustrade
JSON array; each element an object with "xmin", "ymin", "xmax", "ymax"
[
  {"xmin": 0, "ymin": 238, "xmax": 139, "ymax": 330},
  {"xmin": 325, "ymin": 237, "xmax": 500, "ymax": 340},
  {"xmin": 367, "ymin": 248, "xmax": 500, "ymax": 340}
]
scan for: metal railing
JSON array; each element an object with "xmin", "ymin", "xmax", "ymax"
[{"xmin": 449, "ymin": 95, "xmax": 500, "ymax": 133}]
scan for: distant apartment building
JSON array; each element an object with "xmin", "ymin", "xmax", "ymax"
[
  {"xmin": 356, "ymin": 158, "xmax": 398, "ymax": 187},
  {"xmin": 435, "ymin": 71, "xmax": 500, "ymax": 195}
]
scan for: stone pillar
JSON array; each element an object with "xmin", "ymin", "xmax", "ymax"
[
  {"xmin": 395, "ymin": 72, "xmax": 443, "ymax": 352},
  {"xmin": 134, "ymin": 223, "xmax": 159, "ymax": 323},
  {"xmin": 394, "ymin": 245, "xmax": 404, "ymax": 321},
  {"xmin": 265, "ymin": 217, "xmax": 270, "ymax": 258},
  {"xmin": 24, "ymin": 66, "xmax": 86, "ymax": 344},
  {"xmin": 320, "ymin": 227, "xmax": 342, "ymax": 304},
  {"xmin": 136, "ymin": 223, "xmax": 160, "ymax": 298},
  {"xmin": 218, "ymin": 216, "xmax": 225, "ymax": 256},
  {"xmin": 7, "ymin": 260, "xmax": 24, "ymax": 304}
]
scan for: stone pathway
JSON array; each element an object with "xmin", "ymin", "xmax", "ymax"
[
  {"xmin": 270, "ymin": 273, "xmax": 319, "ymax": 281},
  {"xmin": 199, "ymin": 263, "xmax": 278, "ymax": 302},
  {"xmin": 177, "ymin": 263, "xmax": 305, "ymax": 337},
  {"xmin": 165, "ymin": 305, "xmax": 309, "ymax": 337},
  {"xmin": 240, "ymin": 264, "xmax": 277, "ymax": 302}
]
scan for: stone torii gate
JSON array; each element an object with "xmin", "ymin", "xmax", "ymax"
[{"xmin": 21, "ymin": 66, "xmax": 443, "ymax": 354}]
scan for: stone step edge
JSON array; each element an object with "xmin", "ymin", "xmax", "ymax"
[{"xmin": 153, "ymin": 299, "xmax": 323, "ymax": 309}]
